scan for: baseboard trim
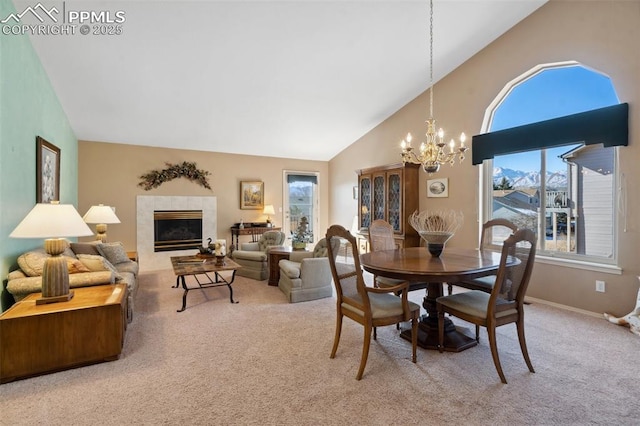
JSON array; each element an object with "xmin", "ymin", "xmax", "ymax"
[{"xmin": 524, "ymin": 296, "xmax": 602, "ymax": 319}]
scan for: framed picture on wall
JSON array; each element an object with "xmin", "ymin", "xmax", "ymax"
[
  {"xmin": 427, "ymin": 178, "xmax": 448, "ymax": 198},
  {"xmin": 36, "ymin": 136, "xmax": 60, "ymax": 203},
  {"xmin": 240, "ymin": 181, "xmax": 264, "ymax": 210}
]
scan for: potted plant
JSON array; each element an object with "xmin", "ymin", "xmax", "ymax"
[{"xmin": 291, "ymin": 216, "xmax": 313, "ymax": 250}]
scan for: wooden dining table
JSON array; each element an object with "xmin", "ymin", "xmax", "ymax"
[{"xmin": 360, "ymin": 246, "xmax": 515, "ymax": 352}]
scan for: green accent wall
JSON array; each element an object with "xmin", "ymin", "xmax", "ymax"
[{"xmin": 0, "ymin": 0, "xmax": 78, "ymax": 310}]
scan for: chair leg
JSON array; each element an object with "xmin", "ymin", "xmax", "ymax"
[
  {"xmin": 517, "ymin": 318, "xmax": 535, "ymax": 373},
  {"xmin": 330, "ymin": 313, "xmax": 343, "ymax": 359},
  {"xmin": 447, "ymin": 283, "xmax": 453, "ymax": 295},
  {"xmin": 356, "ymin": 326, "xmax": 373, "ymax": 380},
  {"xmin": 437, "ymin": 310, "xmax": 445, "ymax": 353},
  {"xmin": 487, "ymin": 325, "xmax": 507, "ymax": 384},
  {"xmin": 475, "ymin": 324, "xmax": 480, "ymax": 343},
  {"xmin": 411, "ymin": 314, "xmax": 418, "ymax": 363},
  {"xmin": 373, "ymin": 327, "xmax": 377, "ymax": 341}
]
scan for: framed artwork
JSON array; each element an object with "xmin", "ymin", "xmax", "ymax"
[
  {"xmin": 36, "ymin": 136, "xmax": 61, "ymax": 203},
  {"xmin": 427, "ymin": 178, "xmax": 448, "ymax": 198},
  {"xmin": 240, "ymin": 181, "xmax": 264, "ymax": 210}
]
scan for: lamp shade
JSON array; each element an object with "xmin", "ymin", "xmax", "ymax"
[
  {"xmin": 10, "ymin": 203, "xmax": 93, "ymax": 239},
  {"xmin": 82, "ymin": 204, "xmax": 121, "ymax": 224},
  {"xmin": 263, "ymin": 205, "xmax": 275, "ymax": 216}
]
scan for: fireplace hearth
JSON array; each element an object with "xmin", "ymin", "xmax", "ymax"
[{"xmin": 154, "ymin": 210, "xmax": 203, "ymax": 252}]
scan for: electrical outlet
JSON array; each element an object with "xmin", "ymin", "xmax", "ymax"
[{"xmin": 596, "ymin": 280, "xmax": 605, "ymax": 293}]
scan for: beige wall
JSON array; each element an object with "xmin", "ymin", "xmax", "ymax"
[
  {"xmin": 78, "ymin": 141, "xmax": 328, "ymax": 251},
  {"xmin": 328, "ymin": 0, "xmax": 640, "ymax": 316}
]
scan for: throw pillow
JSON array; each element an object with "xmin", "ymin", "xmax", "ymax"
[
  {"xmin": 77, "ymin": 254, "xmax": 121, "ymax": 279},
  {"xmin": 70, "ymin": 242, "xmax": 101, "ymax": 256},
  {"xmin": 17, "ymin": 250, "xmax": 90, "ymax": 277},
  {"xmin": 96, "ymin": 242, "xmax": 130, "ymax": 265}
]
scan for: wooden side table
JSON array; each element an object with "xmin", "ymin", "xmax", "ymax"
[
  {"xmin": 268, "ymin": 246, "xmax": 296, "ymax": 286},
  {"xmin": 0, "ymin": 284, "xmax": 128, "ymax": 384}
]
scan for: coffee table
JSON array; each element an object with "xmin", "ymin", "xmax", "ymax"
[{"xmin": 170, "ymin": 256, "xmax": 241, "ymax": 312}]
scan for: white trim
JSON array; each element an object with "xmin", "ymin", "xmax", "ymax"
[
  {"xmin": 525, "ymin": 296, "xmax": 603, "ymax": 319},
  {"xmin": 535, "ymin": 255, "xmax": 622, "ymax": 275}
]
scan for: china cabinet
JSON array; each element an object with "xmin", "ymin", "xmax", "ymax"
[{"xmin": 356, "ymin": 162, "xmax": 420, "ymax": 250}]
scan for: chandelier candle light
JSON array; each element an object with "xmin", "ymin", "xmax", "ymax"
[
  {"xmin": 400, "ymin": 0, "xmax": 468, "ymax": 174},
  {"xmin": 409, "ymin": 209, "xmax": 464, "ymax": 257}
]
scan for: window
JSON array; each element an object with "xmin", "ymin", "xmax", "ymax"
[
  {"xmin": 283, "ymin": 172, "xmax": 319, "ymax": 244},
  {"xmin": 480, "ymin": 63, "xmax": 621, "ymax": 264}
]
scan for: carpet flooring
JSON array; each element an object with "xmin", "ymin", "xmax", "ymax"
[{"xmin": 1, "ymin": 269, "xmax": 639, "ymax": 425}]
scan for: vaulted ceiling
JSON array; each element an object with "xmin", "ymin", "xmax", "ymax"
[{"xmin": 15, "ymin": 0, "xmax": 547, "ymax": 160}]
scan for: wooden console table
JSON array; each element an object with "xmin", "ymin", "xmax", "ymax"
[
  {"xmin": 0, "ymin": 284, "xmax": 128, "ymax": 384},
  {"xmin": 230, "ymin": 223, "xmax": 281, "ymax": 251}
]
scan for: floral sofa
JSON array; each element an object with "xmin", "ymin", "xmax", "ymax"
[{"xmin": 6, "ymin": 241, "xmax": 139, "ymax": 322}]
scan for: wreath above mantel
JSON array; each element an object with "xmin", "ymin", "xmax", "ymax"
[{"xmin": 138, "ymin": 161, "xmax": 212, "ymax": 191}]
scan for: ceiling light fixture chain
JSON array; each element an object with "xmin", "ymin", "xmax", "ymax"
[
  {"xmin": 429, "ymin": 0, "xmax": 433, "ymax": 120},
  {"xmin": 400, "ymin": 0, "xmax": 468, "ymax": 174}
]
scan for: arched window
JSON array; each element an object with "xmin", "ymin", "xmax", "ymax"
[{"xmin": 478, "ymin": 61, "xmax": 624, "ymax": 266}]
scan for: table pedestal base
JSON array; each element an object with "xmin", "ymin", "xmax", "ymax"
[
  {"xmin": 400, "ymin": 315, "xmax": 477, "ymax": 352},
  {"xmin": 401, "ymin": 281, "xmax": 478, "ymax": 352}
]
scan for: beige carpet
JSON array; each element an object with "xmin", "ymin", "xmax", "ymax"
[{"xmin": 1, "ymin": 269, "xmax": 639, "ymax": 425}]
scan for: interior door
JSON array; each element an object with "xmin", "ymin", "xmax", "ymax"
[{"xmin": 282, "ymin": 171, "xmax": 320, "ymax": 246}]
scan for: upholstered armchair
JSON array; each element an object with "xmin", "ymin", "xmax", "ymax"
[
  {"xmin": 278, "ymin": 237, "xmax": 340, "ymax": 303},
  {"xmin": 231, "ymin": 230, "xmax": 285, "ymax": 280}
]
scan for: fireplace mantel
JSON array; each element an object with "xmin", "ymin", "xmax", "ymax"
[{"xmin": 136, "ymin": 196, "xmax": 217, "ymax": 272}]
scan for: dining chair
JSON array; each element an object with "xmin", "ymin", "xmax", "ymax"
[
  {"xmin": 451, "ymin": 218, "xmax": 518, "ymax": 294},
  {"xmin": 436, "ymin": 228, "xmax": 537, "ymax": 384},
  {"xmin": 326, "ymin": 224, "xmax": 420, "ymax": 380},
  {"xmin": 367, "ymin": 220, "xmax": 406, "ymax": 289}
]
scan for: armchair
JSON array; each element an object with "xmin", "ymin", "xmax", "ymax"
[
  {"xmin": 231, "ymin": 230, "xmax": 285, "ymax": 280},
  {"xmin": 278, "ymin": 237, "xmax": 340, "ymax": 303}
]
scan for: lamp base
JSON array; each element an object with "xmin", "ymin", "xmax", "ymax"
[{"xmin": 36, "ymin": 290, "xmax": 74, "ymax": 305}]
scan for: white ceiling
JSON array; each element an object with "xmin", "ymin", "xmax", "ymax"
[{"xmin": 15, "ymin": 0, "xmax": 547, "ymax": 161}]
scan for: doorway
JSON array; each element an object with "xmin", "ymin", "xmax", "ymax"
[{"xmin": 282, "ymin": 171, "xmax": 319, "ymax": 246}]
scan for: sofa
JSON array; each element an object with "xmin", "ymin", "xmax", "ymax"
[
  {"xmin": 277, "ymin": 237, "xmax": 340, "ymax": 303},
  {"xmin": 6, "ymin": 241, "xmax": 139, "ymax": 322}
]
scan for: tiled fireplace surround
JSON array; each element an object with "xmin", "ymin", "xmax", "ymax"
[{"xmin": 136, "ymin": 196, "xmax": 217, "ymax": 272}]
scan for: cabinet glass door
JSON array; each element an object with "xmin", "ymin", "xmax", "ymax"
[
  {"xmin": 373, "ymin": 174, "xmax": 385, "ymax": 221},
  {"xmin": 387, "ymin": 172, "xmax": 402, "ymax": 232},
  {"xmin": 359, "ymin": 177, "xmax": 371, "ymax": 229}
]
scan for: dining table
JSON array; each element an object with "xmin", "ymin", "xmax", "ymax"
[{"xmin": 360, "ymin": 246, "xmax": 516, "ymax": 352}]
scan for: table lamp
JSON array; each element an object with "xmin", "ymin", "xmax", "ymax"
[
  {"xmin": 10, "ymin": 202, "xmax": 93, "ymax": 304},
  {"xmin": 83, "ymin": 204, "xmax": 120, "ymax": 242},
  {"xmin": 263, "ymin": 204, "xmax": 275, "ymax": 226}
]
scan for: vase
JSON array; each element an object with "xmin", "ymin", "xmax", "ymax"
[
  {"xmin": 418, "ymin": 231, "xmax": 454, "ymax": 257},
  {"xmin": 292, "ymin": 241, "xmax": 306, "ymax": 250},
  {"xmin": 427, "ymin": 243, "xmax": 446, "ymax": 257}
]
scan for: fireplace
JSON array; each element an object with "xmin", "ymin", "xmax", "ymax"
[{"xmin": 154, "ymin": 210, "xmax": 203, "ymax": 252}]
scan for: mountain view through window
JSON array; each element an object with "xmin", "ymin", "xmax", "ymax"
[{"xmin": 488, "ymin": 65, "xmax": 619, "ymax": 260}]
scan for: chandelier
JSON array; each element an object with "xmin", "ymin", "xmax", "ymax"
[{"xmin": 400, "ymin": 0, "xmax": 468, "ymax": 174}]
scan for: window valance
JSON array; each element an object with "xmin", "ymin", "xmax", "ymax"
[{"xmin": 471, "ymin": 103, "xmax": 628, "ymax": 165}]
